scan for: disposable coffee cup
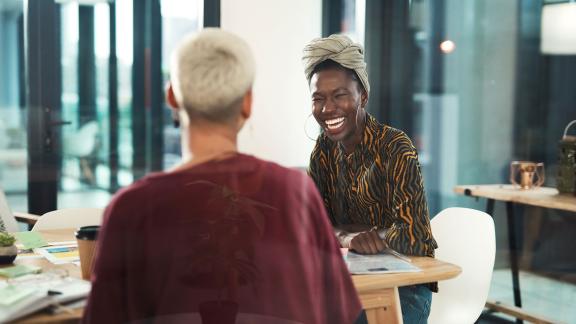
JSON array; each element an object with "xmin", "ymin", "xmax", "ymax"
[{"xmin": 75, "ymin": 225, "xmax": 100, "ymax": 280}]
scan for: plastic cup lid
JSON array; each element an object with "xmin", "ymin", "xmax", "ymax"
[{"xmin": 75, "ymin": 225, "xmax": 100, "ymax": 240}]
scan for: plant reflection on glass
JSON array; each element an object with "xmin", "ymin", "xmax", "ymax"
[{"xmin": 183, "ymin": 180, "xmax": 277, "ymax": 305}]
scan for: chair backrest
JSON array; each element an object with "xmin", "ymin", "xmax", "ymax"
[
  {"xmin": 64, "ymin": 121, "xmax": 99, "ymax": 157},
  {"xmin": 0, "ymin": 187, "xmax": 19, "ymax": 232},
  {"xmin": 32, "ymin": 208, "xmax": 104, "ymax": 231},
  {"xmin": 428, "ymin": 207, "xmax": 496, "ymax": 324}
]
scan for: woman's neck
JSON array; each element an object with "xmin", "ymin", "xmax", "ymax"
[
  {"xmin": 341, "ymin": 111, "xmax": 367, "ymax": 154},
  {"xmin": 173, "ymin": 122, "xmax": 239, "ymax": 171}
]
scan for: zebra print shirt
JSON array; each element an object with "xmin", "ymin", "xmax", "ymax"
[{"xmin": 309, "ymin": 114, "xmax": 437, "ymax": 257}]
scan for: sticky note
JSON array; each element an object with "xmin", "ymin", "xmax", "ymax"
[
  {"xmin": 0, "ymin": 265, "xmax": 42, "ymax": 278},
  {"xmin": 13, "ymin": 231, "xmax": 48, "ymax": 249}
]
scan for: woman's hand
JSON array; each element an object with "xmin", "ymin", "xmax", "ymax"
[{"xmin": 340, "ymin": 227, "xmax": 387, "ymax": 254}]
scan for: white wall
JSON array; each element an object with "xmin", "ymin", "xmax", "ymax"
[{"xmin": 221, "ymin": 0, "xmax": 322, "ymax": 167}]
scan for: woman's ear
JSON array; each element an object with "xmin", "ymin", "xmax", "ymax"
[
  {"xmin": 166, "ymin": 83, "xmax": 179, "ymax": 109},
  {"xmin": 361, "ymin": 91, "xmax": 368, "ymax": 108},
  {"xmin": 166, "ymin": 83, "xmax": 181, "ymax": 128},
  {"xmin": 240, "ymin": 89, "xmax": 253, "ymax": 119}
]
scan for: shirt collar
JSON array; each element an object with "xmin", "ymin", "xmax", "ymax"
[{"xmin": 338, "ymin": 113, "xmax": 380, "ymax": 159}]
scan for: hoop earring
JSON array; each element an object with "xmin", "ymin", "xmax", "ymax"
[
  {"xmin": 172, "ymin": 110, "xmax": 180, "ymax": 128},
  {"xmin": 304, "ymin": 113, "xmax": 318, "ymax": 141},
  {"xmin": 354, "ymin": 105, "xmax": 365, "ymax": 130}
]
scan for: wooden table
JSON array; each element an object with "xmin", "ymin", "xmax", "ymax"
[
  {"xmin": 353, "ymin": 257, "xmax": 461, "ymax": 324},
  {"xmin": 1, "ymin": 229, "xmax": 83, "ymax": 323},
  {"xmin": 5, "ymin": 229, "xmax": 461, "ymax": 324},
  {"xmin": 454, "ymin": 184, "xmax": 576, "ymax": 324}
]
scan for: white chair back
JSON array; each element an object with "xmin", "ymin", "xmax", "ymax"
[
  {"xmin": 64, "ymin": 121, "xmax": 99, "ymax": 157},
  {"xmin": 428, "ymin": 207, "xmax": 496, "ymax": 324},
  {"xmin": 32, "ymin": 208, "xmax": 104, "ymax": 231}
]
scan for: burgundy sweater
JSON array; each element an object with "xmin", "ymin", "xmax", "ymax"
[{"xmin": 83, "ymin": 154, "xmax": 361, "ymax": 324}]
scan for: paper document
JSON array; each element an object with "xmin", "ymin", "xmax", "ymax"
[
  {"xmin": 382, "ymin": 248, "xmax": 412, "ymax": 263},
  {"xmin": 0, "ymin": 274, "xmax": 91, "ymax": 322},
  {"xmin": 35, "ymin": 244, "xmax": 80, "ymax": 264},
  {"xmin": 15, "ymin": 249, "xmax": 44, "ymax": 260},
  {"xmin": 346, "ymin": 252, "xmax": 421, "ymax": 274}
]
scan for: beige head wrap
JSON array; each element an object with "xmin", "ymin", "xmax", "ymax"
[{"xmin": 302, "ymin": 34, "xmax": 369, "ymax": 95}]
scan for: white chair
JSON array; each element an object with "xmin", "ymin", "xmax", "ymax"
[
  {"xmin": 63, "ymin": 121, "xmax": 100, "ymax": 184},
  {"xmin": 428, "ymin": 207, "xmax": 496, "ymax": 324},
  {"xmin": 31, "ymin": 208, "xmax": 104, "ymax": 231}
]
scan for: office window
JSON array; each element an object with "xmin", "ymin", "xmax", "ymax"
[
  {"xmin": 0, "ymin": 0, "xmax": 26, "ymax": 210},
  {"xmin": 363, "ymin": 0, "xmax": 576, "ymax": 322},
  {"xmin": 2, "ymin": 0, "xmax": 201, "ymax": 212},
  {"xmin": 160, "ymin": 0, "xmax": 202, "ymax": 169}
]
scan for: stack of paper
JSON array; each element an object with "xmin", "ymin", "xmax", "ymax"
[
  {"xmin": 346, "ymin": 251, "xmax": 421, "ymax": 274},
  {"xmin": 0, "ymin": 274, "xmax": 90, "ymax": 322},
  {"xmin": 14, "ymin": 231, "xmax": 80, "ymax": 264}
]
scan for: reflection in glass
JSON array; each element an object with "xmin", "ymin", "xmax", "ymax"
[{"xmin": 0, "ymin": 0, "xmax": 27, "ymax": 211}]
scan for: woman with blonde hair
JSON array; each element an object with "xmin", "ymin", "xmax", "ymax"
[{"xmin": 84, "ymin": 29, "xmax": 362, "ymax": 324}]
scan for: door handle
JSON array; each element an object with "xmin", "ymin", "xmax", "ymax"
[
  {"xmin": 43, "ymin": 120, "xmax": 71, "ymax": 153},
  {"xmin": 49, "ymin": 120, "xmax": 72, "ymax": 127}
]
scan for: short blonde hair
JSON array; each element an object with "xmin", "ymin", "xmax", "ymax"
[{"xmin": 170, "ymin": 28, "xmax": 256, "ymax": 122}]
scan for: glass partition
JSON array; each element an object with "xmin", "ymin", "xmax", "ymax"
[
  {"xmin": 1, "ymin": 0, "xmax": 200, "ymax": 213},
  {"xmin": 0, "ymin": 0, "xmax": 27, "ymax": 211}
]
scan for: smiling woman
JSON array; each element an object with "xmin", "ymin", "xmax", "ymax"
[
  {"xmin": 309, "ymin": 59, "xmax": 367, "ymax": 152},
  {"xmin": 302, "ymin": 34, "xmax": 437, "ymax": 324}
]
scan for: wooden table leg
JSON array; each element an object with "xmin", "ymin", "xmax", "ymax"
[{"xmin": 359, "ymin": 287, "xmax": 403, "ymax": 324}]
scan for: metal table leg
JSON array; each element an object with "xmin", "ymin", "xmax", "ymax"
[
  {"xmin": 506, "ymin": 201, "xmax": 523, "ymax": 324},
  {"xmin": 486, "ymin": 199, "xmax": 495, "ymax": 218}
]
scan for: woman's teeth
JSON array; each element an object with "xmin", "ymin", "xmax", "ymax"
[{"xmin": 325, "ymin": 117, "xmax": 345, "ymax": 130}]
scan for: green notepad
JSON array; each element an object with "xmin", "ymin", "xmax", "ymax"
[
  {"xmin": 13, "ymin": 231, "xmax": 48, "ymax": 249},
  {"xmin": 0, "ymin": 265, "xmax": 42, "ymax": 278}
]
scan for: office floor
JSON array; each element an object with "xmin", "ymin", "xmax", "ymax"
[{"xmin": 479, "ymin": 269, "xmax": 576, "ymax": 324}]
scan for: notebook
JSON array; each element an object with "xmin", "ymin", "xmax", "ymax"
[
  {"xmin": 346, "ymin": 251, "xmax": 421, "ymax": 274},
  {"xmin": 0, "ymin": 273, "xmax": 90, "ymax": 322}
]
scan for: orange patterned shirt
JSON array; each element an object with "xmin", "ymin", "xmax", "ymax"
[{"xmin": 309, "ymin": 114, "xmax": 437, "ymax": 257}]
